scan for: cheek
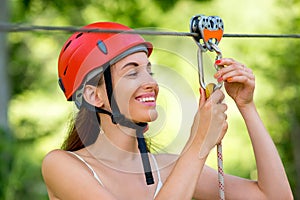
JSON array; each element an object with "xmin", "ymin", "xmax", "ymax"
[{"xmin": 113, "ymin": 80, "xmax": 136, "ymax": 110}]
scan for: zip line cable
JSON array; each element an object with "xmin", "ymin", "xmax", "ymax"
[{"xmin": 1, "ymin": 23, "xmax": 300, "ymax": 39}]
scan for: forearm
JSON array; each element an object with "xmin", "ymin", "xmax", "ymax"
[
  {"xmin": 155, "ymin": 135, "xmax": 207, "ymax": 200},
  {"xmin": 238, "ymin": 102, "xmax": 293, "ymax": 199},
  {"xmin": 156, "ymin": 89, "xmax": 227, "ymax": 200}
]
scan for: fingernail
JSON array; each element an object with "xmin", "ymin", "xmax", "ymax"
[
  {"xmin": 227, "ymin": 77, "xmax": 233, "ymax": 82},
  {"xmin": 214, "ymin": 71, "xmax": 221, "ymax": 78},
  {"xmin": 199, "ymin": 87, "xmax": 203, "ymax": 94},
  {"xmin": 215, "ymin": 60, "xmax": 221, "ymax": 65}
]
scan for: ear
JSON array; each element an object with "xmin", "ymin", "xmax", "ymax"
[{"xmin": 83, "ymin": 85, "xmax": 104, "ymax": 107}]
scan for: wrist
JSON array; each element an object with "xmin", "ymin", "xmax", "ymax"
[
  {"xmin": 237, "ymin": 101, "xmax": 255, "ymax": 113},
  {"xmin": 184, "ymin": 131, "xmax": 209, "ymax": 160},
  {"xmin": 237, "ymin": 101, "xmax": 258, "ymax": 122},
  {"xmin": 192, "ymin": 131, "xmax": 212, "ymax": 160}
]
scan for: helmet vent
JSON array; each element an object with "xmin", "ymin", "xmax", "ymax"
[
  {"xmin": 97, "ymin": 40, "xmax": 108, "ymax": 55},
  {"xmin": 75, "ymin": 32, "xmax": 83, "ymax": 38},
  {"xmin": 63, "ymin": 65, "xmax": 69, "ymax": 75},
  {"xmin": 63, "ymin": 40, "xmax": 72, "ymax": 52}
]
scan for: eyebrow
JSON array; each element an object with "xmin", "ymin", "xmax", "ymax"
[{"xmin": 121, "ymin": 61, "xmax": 151, "ymax": 70}]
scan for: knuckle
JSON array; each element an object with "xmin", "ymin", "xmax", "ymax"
[{"xmin": 203, "ymin": 102, "xmax": 212, "ymax": 111}]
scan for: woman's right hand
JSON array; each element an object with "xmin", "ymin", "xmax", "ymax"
[{"xmin": 190, "ymin": 88, "xmax": 228, "ymax": 158}]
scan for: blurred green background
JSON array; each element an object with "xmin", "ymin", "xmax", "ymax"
[{"xmin": 1, "ymin": 0, "xmax": 300, "ymax": 199}]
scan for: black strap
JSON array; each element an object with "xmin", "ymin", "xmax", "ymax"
[
  {"xmin": 100, "ymin": 66, "xmax": 154, "ymax": 185},
  {"xmin": 103, "ymin": 67, "xmax": 125, "ymax": 124},
  {"xmin": 136, "ymin": 127, "xmax": 154, "ymax": 185},
  {"xmin": 103, "ymin": 66, "xmax": 113, "ymax": 106}
]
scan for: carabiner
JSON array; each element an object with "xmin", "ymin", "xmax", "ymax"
[
  {"xmin": 197, "ymin": 42, "xmax": 223, "ymax": 91},
  {"xmin": 190, "ymin": 15, "xmax": 224, "ymax": 92}
]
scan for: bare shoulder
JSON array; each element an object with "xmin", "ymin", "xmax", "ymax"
[
  {"xmin": 42, "ymin": 149, "xmax": 113, "ymax": 199},
  {"xmin": 42, "ymin": 149, "xmax": 72, "ymax": 173},
  {"xmin": 42, "ymin": 149, "xmax": 95, "ymax": 181},
  {"xmin": 43, "ymin": 149, "xmax": 70, "ymax": 161},
  {"xmin": 42, "ymin": 149, "xmax": 76, "ymax": 185}
]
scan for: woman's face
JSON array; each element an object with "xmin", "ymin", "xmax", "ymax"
[{"xmin": 110, "ymin": 51, "xmax": 159, "ymax": 123}]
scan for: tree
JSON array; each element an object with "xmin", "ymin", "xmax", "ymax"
[
  {"xmin": 261, "ymin": 1, "xmax": 300, "ymax": 198},
  {"xmin": 0, "ymin": 0, "xmax": 14, "ymax": 198}
]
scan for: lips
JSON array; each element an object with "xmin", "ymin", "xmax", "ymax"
[{"xmin": 135, "ymin": 93, "xmax": 156, "ymax": 106}]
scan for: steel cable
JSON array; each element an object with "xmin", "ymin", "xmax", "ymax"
[{"xmin": 1, "ymin": 23, "xmax": 300, "ymax": 38}]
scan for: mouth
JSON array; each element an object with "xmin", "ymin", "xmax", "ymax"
[{"xmin": 135, "ymin": 93, "xmax": 156, "ymax": 106}]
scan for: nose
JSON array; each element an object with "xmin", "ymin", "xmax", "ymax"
[{"xmin": 141, "ymin": 72, "xmax": 158, "ymax": 91}]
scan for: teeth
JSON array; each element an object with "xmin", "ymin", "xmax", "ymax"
[{"xmin": 138, "ymin": 96, "xmax": 155, "ymax": 102}]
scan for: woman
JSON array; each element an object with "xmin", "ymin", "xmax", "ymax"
[{"xmin": 42, "ymin": 22, "xmax": 293, "ymax": 200}]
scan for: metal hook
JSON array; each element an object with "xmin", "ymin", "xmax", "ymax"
[{"xmin": 196, "ymin": 41, "xmax": 223, "ymax": 91}]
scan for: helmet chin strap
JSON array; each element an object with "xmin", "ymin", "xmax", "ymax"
[{"xmin": 95, "ymin": 66, "xmax": 154, "ymax": 185}]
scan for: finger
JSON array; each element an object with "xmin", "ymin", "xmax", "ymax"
[
  {"xmin": 217, "ymin": 64, "xmax": 254, "ymax": 82},
  {"xmin": 214, "ymin": 104, "xmax": 227, "ymax": 121},
  {"xmin": 209, "ymin": 89, "xmax": 225, "ymax": 104},
  {"xmin": 217, "ymin": 121, "xmax": 228, "ymax": 144},
  {"xmin": 226, "ymin": 75, "xmax": 255, "ymax": 87},
  {"xmin": 215, "ymin": 58, "xmax": 245, "ymax": 71},
  {"xmin": 219, "ymin": 103, "xmax": 228, "ymax": 113},
  {"xmin": 215, "ymin": 58, "xmax": 235, "ymax": 67},
  {"xmin": 214, "ymin": 58, "xmax": 241, "ymax": 79},
  {"xmin": 216, "ymin": 113, "xmax": 228, "ymax": 141},
  {"xmin": 222, "ymin": 70, "xmax": 250, "ymax": 82},
  {"xmin": 199, "ymin": 87, "xmax": 206, "ymax": 107}
]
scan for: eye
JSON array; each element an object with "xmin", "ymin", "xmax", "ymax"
[
  {"xmin": 146, "ymin": 63, "xmax": 154, "ymax": 76},
  {"xmin": 149, "ymin": 71, "xmax": 154, "ymax": 76},
  {"xmin": 126, "ymin": 69, "xmax": 138, "ymax": 77}
]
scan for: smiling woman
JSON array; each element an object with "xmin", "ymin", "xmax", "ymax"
[
  {"xmin": 110, "ymin": 53, "xmax": 158, "ymax": 123},
  {"xmin": 41, "ymin": 21, "xmax": 293, "ymax": 200}
]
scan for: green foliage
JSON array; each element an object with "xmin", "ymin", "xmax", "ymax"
[
  {"xmin": 8, "ymin": 40, "xmax": 41, "ymax": 97},
  {"xmin": 255, "ymin": 1, "xmax": 300, "ymax": 197},
  {"xmin": 263, "ymin": 39, "xmax": 300, "ymax": 199},
  {"xmin": 0, "ymin": 128, "xmax": 15, "ymax": 199},
  {"xmin": 3, "ymin": 0, "xmax": 299, "ymax": 199}
]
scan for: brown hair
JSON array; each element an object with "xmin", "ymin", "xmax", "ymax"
[{"xmin": 61, "ymin": 75, "xmax": 104, "ymax": 151}]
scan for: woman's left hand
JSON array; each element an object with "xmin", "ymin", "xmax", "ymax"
[{"xmin": 214, "ymin": 58, "xmax": 255, "ymax": 108}]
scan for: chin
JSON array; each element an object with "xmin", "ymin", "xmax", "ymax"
[
  {"xmin": 130, "ymin": 110, "xmax": 158, "ymax": 123},
  {"xmin": 148, "ymin": 109, "xmax": 158, "ymax": 122}
]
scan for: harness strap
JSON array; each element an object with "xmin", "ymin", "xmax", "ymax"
[{"xmin": 102, "ymin": 65, "xmax": 154, "ymax": 185}]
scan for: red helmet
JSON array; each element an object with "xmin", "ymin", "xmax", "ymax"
[{"xmin": 58, "ymin": 22, "xmax": 153, "ymax": 100}]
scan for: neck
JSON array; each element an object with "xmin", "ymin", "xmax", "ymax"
[{"xmin": 86, "ymin": 114, "xmax": 146, "ymax": 169}]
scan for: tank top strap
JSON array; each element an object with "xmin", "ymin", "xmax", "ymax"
[
  {"xmin": 150, "ymin": 154, "xmax": 163, "ymax": 198},
  {"xmin": 67, "ymin": 151, "xmax": 104, "ymax": 187}
]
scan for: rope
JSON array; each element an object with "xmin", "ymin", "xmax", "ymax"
[
  {"xmin": 217, "ymin": 143, "xmax": 225, "ymax": 200},
  {"xmin": 1, "ymin": 23, "xmax": 300, "ymax": 38}
]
